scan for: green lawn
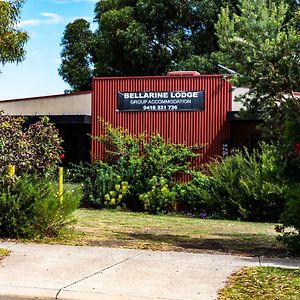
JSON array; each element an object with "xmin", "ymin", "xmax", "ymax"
[
  {"xmin": 218, "ymin": 267, "xmax": 300, "ymax": 299},
  {"xmin": 43, "ymin": 209, "xmax": 288, "ymax": 257}
]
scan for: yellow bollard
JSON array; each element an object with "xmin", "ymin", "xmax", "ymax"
[
  {"xmin": 58, "ymin": 167, "xmax": 63, "ymax": 203},
  {"xmin": 7, "ymin": 165, "xmax": 15, "ymax": 177}
]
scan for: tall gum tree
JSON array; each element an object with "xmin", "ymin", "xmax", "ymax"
[
  {"xmin": 0, "ymin": 0, "xmax": 28, "ymax": 71},
  {"xmin": 216, "ymin": 0, "xmax": 300, "ymax": 142}
]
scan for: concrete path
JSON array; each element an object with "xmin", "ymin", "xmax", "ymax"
[{"xmin": 0, "ymin": 242, "xmax": 299, "ymax": 300}]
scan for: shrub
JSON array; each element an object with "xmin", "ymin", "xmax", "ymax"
[
  {"xmin": 70, "ymin": 161, "xmax": 130, "ymax": 208},
  {"xmin": 104, "ymin": 181, "xmax": 129, "ymax": 209},
  {"xmin": 204, "ymin": 143, "xmax": 287, "ymax": 222},
  {"xmin": 179, "ymin": 172, "xmax": 212, "ymax": 215},
  {"xmin": 0, "ymin": 113, "xmax": 28, "ymax": 173},
  {"xmin": 0, "ymin": 174, "xmax": 80, "ymax": 238},
  {"xmin": 142, "ymin": 134, "xmax": 200, "ymax": 179},
  {"xmin": 139, "ymin": 176, "xmax": 178, "ymax": 214},
  {"xmin": 0, "ymin": 112, "xmax": 63, "ymax": 175},
  {"xmin": 26, "ymin": 116, "xmax": 63, "ymax": 173},
  {"xmin": 277, "ymin": 184, "xmax": 300, "ymax": 254},
  {"xmin": 279, "ymin": 100, "xmax": 300, "ymax": 182},
  {"xmin": 77, "ymin": 120, "xmax": 201, "ymax": 211}
]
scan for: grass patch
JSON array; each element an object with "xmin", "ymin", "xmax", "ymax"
[
  {"xmin": 218, "ymin": 267, "xmax": 300, "ymax": 299},
  {"xmin": 0, "ymin": 209, "xmax": 289, "ymax": 257},
  {"xmin": 27, "ymin": 208, "xmax": 288, "ymax": 257},
  {"xmin": 0, "ymin": 248, "xmax": 10, "ymax": 260}
]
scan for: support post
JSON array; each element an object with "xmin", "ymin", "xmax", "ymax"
[{"xmin": 58, "ymin": 167, "xmax": 63, "ymax": 203}]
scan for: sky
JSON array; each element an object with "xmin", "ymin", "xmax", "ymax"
[{"xmin": 0, "ymin": 0, "xmax": 97, "ymax": 100}]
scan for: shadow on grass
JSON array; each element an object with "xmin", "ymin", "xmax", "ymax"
[{"xmin": 117, "ymin": 232, "xmax": 289, "ymax": 257}]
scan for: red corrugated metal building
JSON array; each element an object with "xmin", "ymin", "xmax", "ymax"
[{"xmin": 92, "ymin": 73, "xmax": 232, "ymax": 164}]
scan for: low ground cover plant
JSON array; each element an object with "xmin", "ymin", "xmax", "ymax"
[{"xmin": 218, "ymin": 267, "xmax": 300, "ymax": 300}]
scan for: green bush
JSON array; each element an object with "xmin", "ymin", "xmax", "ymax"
[
  {"xmin": 279, "ymin": 99, "xmax": 300, "ymax": 182},
  {"xmin": 179, "ymin": 172, "xmax": 212, "ymax": 215},
  {"xmin": 104, "ymin": 180, "xmax": 129, "ymax": 208},
  {"xmin": 139, "ymin": 176, "xmax": 178, "ymax": 214},
  {"xmin": 204, "ymin": 143, "xmax": 287, "ymax": 222},
  {"xmin": 71, "ymin": 162, "xmax": 115, "ymax": 207},
  {"xmin": 75, "ymin": 120, "xmax": 201, "ymax": 211},
  {"xmin": 70, "ymin": 161, "xmax": 130, "ymax": 209},
  {"xmin": 277, "ymin": 184, "xmax": 300, "ymax": 254},
  {"xmin": 0, "ymin": 174, "xmax": 80, "ymax": 238},
  {"xmin": 0, "ymin": 112, "xmax": 63, "ymax": 175}
]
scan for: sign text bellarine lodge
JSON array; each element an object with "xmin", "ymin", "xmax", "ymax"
[{"xmin": 117, "ymin": 91, "xmax": 204, "ymax": 112}]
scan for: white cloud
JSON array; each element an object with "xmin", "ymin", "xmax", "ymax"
[
  {"xmin": 19, "ymin": 12, "xmax": 64, "ymax": 27},
  {"xmin": 18, "ymin": 12, "xmax": 91, "ymax": 27},
  {"xmin": 40, "ymin": 12, "xmax": 64, "ymax": 24},
  {"xmin": 53, "ymin": 0, "xmax": 98, "ymax": 3}
]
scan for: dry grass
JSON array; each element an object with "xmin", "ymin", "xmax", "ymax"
[
  {"xmin": 39, "ymin": 208, "xmax": 289, "ymax": 257},
  {"xmin": 218, "ymin": 267, "xmax": 300, "ymax": 299}
]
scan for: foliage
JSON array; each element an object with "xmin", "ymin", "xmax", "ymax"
[
  {"xmin": 0, "ymin": 112, "xmax": 63, "ymax": 175},
  {"xmin": 179, "ymin": 172, "xmax": 212, "ymax": 215},
  {"xmin": 139, "ymin": 176, "xmax": 177, "ymax": 214},
  {"xmin": 143, "ymin": 134, "xmax": 200, "ymax": 179},
  {"xmin": 0, "ymin": 112, "xmax": 28, "ymax": 172},
  {"xmin": 73, "ymin": 121, "xmax": 200, "ymax": 210},
  {"xmin": 218, "ymin": 267, "xmax": 300, "ymax": 300},
  {"xmin": 173, "ymin": 51, "xmax": 228, "ymax": 74},
  {"xmin": 93, "ymin": 120, "xmax": 201, "ymax": 210},
  {"xmin": 204, "ymin": 143, "xmax": 287, "ymax": 222},
  {"xmin": 279, "ymin": 99, "xmax": 300, "ymax": 182},
  {"xmin": 216, "ymin": 0, "xmax": 300, "ymax": 142},
  {"xmin": 70, "ymin": 161, "xmax": 122, "ymax": 208},
  {"xmin": 25, "ymin": 116, "xmax": 64, "ymax": 173},
  {"xmin": 0, "ymin": 174, "xmax": 80, "ymax": 238},
  {"xmin": 59, "ymin": 0, "xmax": 243, "ymax": 91},
  {"xmin": 104, "ymin": 180, "xmax": 129, "ymax": 209},
  {"xmin": 0, "ymin": 0, "xmax": 28, "ymax": 70},
  {"xmin": 59, "ymin": 19, "xmax": 94, "ymax": 92},
  {"xmin": 277, "ymin": 184, "xmax": 300, "ymax": 253},
  {"xmin": 76, "ymin": 122, "xmax": 287, "ymax": 222}
]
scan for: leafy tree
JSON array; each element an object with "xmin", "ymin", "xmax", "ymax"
[
  {"xmin": 93, "ymin": 0, "xmax": 230, "ymax": 76},
  {"xmin": 59, "ymin": 0, "xmax": 241, "ymax": 90},
  {"xmin": 216, "ymin": 0, "xmax": 300, "ymax": 141},
  {"xmin": 0, "ymin": 0, "xmax": 28, "ymax": 70},
  {"xmin": 59, "ymin": 19, "xmax": 94, "ymax": 92}
]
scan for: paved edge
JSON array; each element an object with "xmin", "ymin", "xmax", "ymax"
[{"xmin": 0, "ymin": 242, "xmax": 299, "ymax": 300}]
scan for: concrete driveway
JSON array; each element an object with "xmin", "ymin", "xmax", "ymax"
[{"xmin": 0, "ymin": 242, "xmax": 299, "ymax": 300}]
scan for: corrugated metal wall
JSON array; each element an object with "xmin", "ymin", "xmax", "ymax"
[{"xmin": 92, "ymin": 75, "xmax": 232, "ymax": 164}]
